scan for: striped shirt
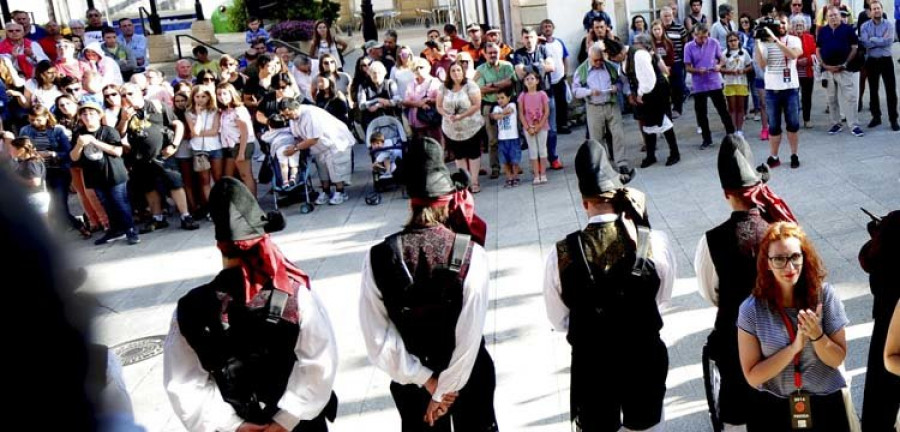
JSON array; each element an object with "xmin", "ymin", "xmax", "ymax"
[
  {"xmin": 738, "ymin": 283, "xmax": 849, "ymax": 397},
  {"xmin": 664, "ymin": 22, "xmax": 688, "ymax": 63}
]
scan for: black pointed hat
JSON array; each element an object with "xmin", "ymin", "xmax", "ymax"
[
  {"xmin": 718, "ymin": 134, "xmax": 767, "ymax": 189},
  {"xmin": 575, "ymin": 139, "xmax": 623, "ymax": 197},
  {"xmin": 402, "ymin": 137, "xmax": 456, "ymax": 199},
  {"xmin": 209, "ymin": 177, "xmax": 284, "ymax": 241}
]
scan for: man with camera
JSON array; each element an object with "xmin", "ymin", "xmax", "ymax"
[
  {"xmin": 755, "ymin": 15, "xmax": 803, "ymax": 168},
  {"xmin": 816, "ymin": 5, "xmax": 864, "ymax": 138}
]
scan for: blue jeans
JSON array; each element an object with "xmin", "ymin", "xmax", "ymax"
[
  {"xmin": 94, "ymin": 182, "xmax": 135, "ymax": 234},
  {"xmin": 547, "ymin": 93, "xmax": 559, "ymax": 162},
  {"xmin": 765, "ymin": 88, "xmax": 800, "ymax": 136},
  {"xmin": 670, "ymin": 62, "xmax": 687, "ymax": 113}
]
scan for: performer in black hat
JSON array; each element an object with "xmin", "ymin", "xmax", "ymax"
[
  {"xmin": 858, "ymin": 209, "xmax": 900, "ymax": 431},
  {"xmin": 694, "ymin": 134, "xmax": 796, "ymax": 432},
  {"xmin": 359, "ymin": 137, "xmax": 497, "ymax": 431},
  {"xmin": 163, "ymin": 177, "xmax": 338, "ymax": 432},
  {"xmin": 543, "ymin": 139, "xmax": 675, "ymax": 432}
]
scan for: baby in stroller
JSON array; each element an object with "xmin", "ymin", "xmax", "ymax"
[
  {"xmin": 262, "ymin": 114, "xmax": 299, "ymax": 190},
  {"xmin": 369, "ymin": 132, "xmax": 401, "ymax": 179}
]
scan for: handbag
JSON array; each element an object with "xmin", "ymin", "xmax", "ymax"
[
  {"xmin": 416, "ymin": 104, "xmax": 441, "ymax": 126},
  {"xmin": 193, "ymin": 151, "xmax": 210, "ymax": 172}
]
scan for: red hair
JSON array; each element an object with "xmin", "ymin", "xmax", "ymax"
[{"xmin": 753, "ymin": 222, "xmax": 827, "ymax": 309}]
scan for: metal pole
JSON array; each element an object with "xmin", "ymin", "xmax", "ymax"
[
  {"xmin": 86, "ymin": 0, "xmax": 96, "ymax": 11},
  {"xmin": 0, "ymin": 0, "xmax": 11, "ymax": 25},
  {"xmin": 148, "ymin": 0, "xmax": 163, "ymax": 34},
  {"xmin": 194, "ymin": 0, "xmax": 205, "ymax": 20},
  {"xmin": 481, "ymin": 0, "xmax": 489, "ymax": 25},
  {"xmin": 361, "ymin": 0, "xmax": 377, "ymax": 41}
]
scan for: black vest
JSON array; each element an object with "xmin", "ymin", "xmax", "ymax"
[
  {"xmin": 176, "ymin": 267, "xmax": 301, "ymax": 424},
  {"xmin": 705, "ymin": 209, "xmax": 768, "ymax": 354},
  {"xmin": 624, "ymin": 46, "xmax": 667, "ymax": 99},
  {"xmin": 557, "ymin": 220, "xmax": 663, "ymax": 347},
  {"xmin": 370, "ymin": 226, "xmax": 472, "ymax": 373}
]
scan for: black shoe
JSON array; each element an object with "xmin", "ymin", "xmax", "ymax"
[
  {"xmin": 181, "ymin": 215, "xmax": 199, "ymax": 230},
  {"xmin": 478, "ymin": 168, "xmax": 487, "ymax": 176},
  {"xmin": 665, "ymin": 154, "xmax": 681, "ymax": 166},
  {"xmin": 618, "ymin": 166, "xmax": 635, "ymax": 177},
  {"xmin": 94, "ymin": 230, "xmax": 126, "ymax": 245},
  {"xmin": 640, "ymin": 156, "xmax": 657, "ymax": 168},
  {"xmin": 126, "ymin": 230, "xmax": 141, "ymax": 245},
  {"xmin": 868, "ymin": 118, "xmax": 882, "ymax": 128},
  {"xmin": 699, "ymin": 141, "xmax": 712, "ymax": 150},
  {"xmin": 892, "ymin": 122, "xmax": 900, "ymax": 131},
  {"xmin": 558, "ymin": 126, "xmax": 572, "ymax": 134},
  {"xmin": 767, "ymin": 155, "xmax": 781, "ymax": 168},
  {"xmin": 139, "ymin": 218, "xmax": 170, "ymax": 234},
  {"xmin": 790, "ymin": 154, "xmax": 800, "ymax": 169},
  {"xmin": 490, "ymin": 168, "xmax": 500, "ymax": 179}
]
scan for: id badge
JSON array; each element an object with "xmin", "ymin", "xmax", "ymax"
[
  {"xmin": 790, "ymin": 392, "xmax": 813, "ymax": 429},
  {"xmin": 783, "ymin": 68, "xmax": 792, "ymax": 84}
]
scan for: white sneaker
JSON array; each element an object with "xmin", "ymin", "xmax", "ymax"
[
  {"xmin": 315, "ymin": 191, "xmax": 329, "ymax": 205},
  {"xmin": 696, "ymin": 127, "xmax": 703, "ymax": 134},
  {"xmin": 329, "ymin": 192, "xmax": 345, "ymax": 205},
  {"xmin": 734, "ymin": 130, "xmax": 744, "ymax": 138}
]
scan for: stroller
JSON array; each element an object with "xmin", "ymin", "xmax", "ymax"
[
  {"xmin": 257, "ymin": 137, "xmax": 318, "ymax": 214},
  {"xmin": 364, "ymin": 116, "xmax": 407, "ymax": 205}
]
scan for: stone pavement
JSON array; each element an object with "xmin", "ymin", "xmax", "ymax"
[{"xmin": 75, "ymin": 28, "xmax": 899, "ymax": 432}]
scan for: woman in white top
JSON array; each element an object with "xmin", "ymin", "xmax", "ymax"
[
  {"xmin": 7, "ymin": 61, "xmax": 62, "ymax": 110},
  {"xmin": 436, "ymin": 61, "xmax": 485, "ymax": 193},
  {"xmin": 309, "ymin": 20, "xmax": 347, "ymax": 70},
  {"xmin": 185, "ymin": 85, "xmax": 221, "ymax": 206},
  {"xmin": 390, "ymin": 46, "xmax": 416, "ymax": 103},
  {"xmin": 216, "ymin": 83, "xmax": 257, "ymax": 197}
]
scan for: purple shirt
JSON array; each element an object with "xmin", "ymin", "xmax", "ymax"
[{"xmin": 684, "ymin": 38, "xmax": 724, "ymax": 93}]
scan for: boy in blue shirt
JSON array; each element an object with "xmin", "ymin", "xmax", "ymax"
[{"xmin": 245, "ymin": 17, "xmax": 269, "ymax": 45}]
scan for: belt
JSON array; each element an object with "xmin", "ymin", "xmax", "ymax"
[{"xmin": 588, "ymin": 100, "xmax": 616, "ymax": 106}]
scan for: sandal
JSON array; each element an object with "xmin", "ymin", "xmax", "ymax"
[{"xmin": 470, "ymin": 183, "xmax": 481, "ymax": 193}]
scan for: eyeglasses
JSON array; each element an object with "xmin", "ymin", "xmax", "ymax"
[{"xmin": 768, "ymin": 253, "xmax": 803, "ymax": 269}]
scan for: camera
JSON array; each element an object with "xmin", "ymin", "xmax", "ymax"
[{"xmin": 754, "ymin": 18, "xmax": 781, "ymax": 42}]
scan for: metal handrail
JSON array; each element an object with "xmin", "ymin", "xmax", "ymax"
[
  {"xmin": 138, "ymin": 7, "xmax": 154, "ymax": 35},
  {"xmin": 268, "ymin": 39, "xmax": 308, "ymax": 56},
  {"xmin": 175, "ymin": 34, "xmax": 226, "ymax": 60}
]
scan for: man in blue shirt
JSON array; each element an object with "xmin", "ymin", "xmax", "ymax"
[
  {"xmin": 12, "ymin": 10, "xmax": 48, "ymax": 41},
  {"xmin": 117, "ymin": 18, "xmax": 148, "ymax": 72},
  {"xmin": 859, "ymin": 0, "xmax": 898, "ymax": 130},
  {"xmin": 816, "ymin": 5, "xmax": 864, "ymax": 136}
]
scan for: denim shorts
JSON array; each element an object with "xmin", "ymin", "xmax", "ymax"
[
  {"xmin": 207, "ymin": 149, "xmax": 224, "ymax": 160},
  {"xmin": 765, "ymin": 88, "xmax": 800, "ymax": 135},
  {"xmin": 754, "ymin": 78, "xmax": 766, "ymax": 90},
  {"xmin": 498, "ymin": 138, "xmax": 521, "ymax": 166}
]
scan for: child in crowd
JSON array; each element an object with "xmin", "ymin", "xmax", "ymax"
[
  {"xmin": 191, "ymin": 46, "xmax": 220, "ymax": 77},
  {"xmin": 186, "ymin": 84, "xmax": 222, "ymax": 207},
  {"xmin": 721, "ymin": 32, "xmax": 752, "ymax": 138},
  {"xmin": 518, "ymin": 70, "xmax": 550, "ymax": 185},
  {"xmin": 10, "ymin": 137, "xmax": 50, "ymax": 218},
  {"xmin": 490, "ymin": 88, "xmax": 521, "ymax": 187},
  {"xmin": 245, "ymin": 16, "xmax": 270, "ymax": 45},
  {"xmin": 80, "ymin": 71, "xmax": 104, "ymax": 106},
  {"xmin": 369, "ymin": 131, "xmax": 401, "ymax": 179},
  {"xmin": 262, "ymin": 113, "xmax": 300, "ymax": 190}
]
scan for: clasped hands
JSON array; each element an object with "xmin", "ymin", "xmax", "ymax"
[
  {"xmin": 792, "ymin": 303, "xmax": 825, "ymax": 352},
  {"xmin": 423, "ymin": 376, "xmax": 458, "ymax": 426}
]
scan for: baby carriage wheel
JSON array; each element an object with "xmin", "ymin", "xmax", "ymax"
[{"xmin": 299, "ymin": 202, "xmax": 315, "ymax": 214}]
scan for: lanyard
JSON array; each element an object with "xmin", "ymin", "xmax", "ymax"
[{"xmin": 778, "ymin": 309, "xmax": 803, "ymax": 390}]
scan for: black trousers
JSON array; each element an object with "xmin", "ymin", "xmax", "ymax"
[
  {"xmin": 694, "ymin": 89, "xmax": 735, "ymax": 143},
  {"xmin": 865, "ymin": 56, "xmax": 899, "ymax": 123},
  {"xmin": 644, "ymin": 129, "xmax": 680, "ymax": 159},
  {"xmin": 552, "ymin": 79, "xmax": 569, "ymax": 131},
  {"xmin": 746, "ymin": 390, "xmax": 851, "ymax": 432},
  {"xmin": 800, "ymin": 77, "xmax": 815, "ymax": 122},
  {"xmin": 389, "ymin": 344, "xmax": 498, "ymax": 432},
  {"xmin": 861, "ymin": 311, "xmax": 900, "ymax": 432}
]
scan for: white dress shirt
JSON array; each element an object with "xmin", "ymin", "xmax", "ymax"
[
  {"xmin": 543, "ymin": 213, "xmax": 676, "ymax": 332},
  {"xmin": 163, "ymin": 285, "xmax": 338, "ymax": 432},
  {"xmin": 359, "ymin": 243, "xmax": 490, "ymax": 403},
  {"xmin": 694, "ymin": 234, "xmax": 720, "ymax": 307}
]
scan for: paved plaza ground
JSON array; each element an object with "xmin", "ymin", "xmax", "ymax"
[{"xmin": 71, "ymin": 29, "xmax": 900, "ymax": 432}]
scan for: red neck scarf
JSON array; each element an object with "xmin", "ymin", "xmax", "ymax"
[
  {"xmin": 217, "ymin": 234, "xmax": 310, "ymax": 303},
  {"xmin": 410, "ymin": 189, "xmax": 487, "ymax": 246},
  {"xmin": 726, "ymin": 183, "xmax": 797, "ymax": 223}
]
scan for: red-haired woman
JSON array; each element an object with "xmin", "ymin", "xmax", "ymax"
[{"xmin": 737, "ymin": 222, "xmax": 851, "ymax": 431}]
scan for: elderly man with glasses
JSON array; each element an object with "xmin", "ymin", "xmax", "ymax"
[
  {"xmin": 12, "ymin": 10, "xmax": 47, "ymax": 41},
  {"xmin": 0, "ymin": 22, "xmax": 49, "ymax": 78}
]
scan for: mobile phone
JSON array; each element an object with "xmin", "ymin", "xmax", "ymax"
[{"xmin": 860, "ymin": 207, "xmax": 881, "ymax": 222}]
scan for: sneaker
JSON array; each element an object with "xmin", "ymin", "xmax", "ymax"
[
  {"xmin": 753, "ymin": 112, "xmax": 761, "ymax": 121},
  {"xmin": 767, "ymin": 155, "xmax": 781, "ymax": 168},
  {"xmin": 540, "ymin": 174, "xmax": 548, "ymax": 183},
  {"xmin": 512, "ymin": 178, "xmax": 521, "ymax": 187},
  {"xmin": 533, "ymin": 176, "xmax": 542, "ymax": 185},
  {"xmin": 734, "ymin": 130, "xmax": 744, "ymax": 138},
  {"xmin": 760, "ymin": 129, "xmax": 769, "ymax": 140},
  {"xmin": 640, "ymin": 156, "xmax": 658, "ymax": 168},
  {"xmin": 329, "ymin": 192, "xmax": 345, "ymax": 205},
  {"xmin": 503, "ymin": 179, "xmax": 513, "ymax": 188},
  {"xmin": 851, "ymin": 126, "xmax": 865, "ymax": 137},
  {"xmin": 550, "ymin": 160, "xmax": 564, "ymax": 170},
  {"xmin": 828, "ymin": 124, "xmax": 843, "ymax": 135},
  {"xmin": 803, "ymin": 121, "xmax": 813, "ymax": 129},
  {"xmin": 790, "ymin": 154, "xmax": 800, "ymax": 169},
  {"xmin": 700, "ymin": 141, "xmax": 712, "ymax": 150},
  {"xmin": 139, "ymin": 219, "xmax": 169, "ymax": 234},
  {"xmin": 665, "ymin": 154, "xmax": 681, "ymax": 166},
  {"xmin": 94, "ymin": 230, "xmax": 126, "ymax": 246},
  {"xmin": 490, "ymin": 168, "xmax": 500, "ymax": 179},
  {"xmin": 126, "ymin": 230, "xmax": 141, "ymax": 245},
  {"xmin": 315, "ymin": 191, "xmax": 330, "ymax": 205},
  {"xmin": 868, "ymin": 118, "xmax": 882, "ymax": 128},
  {"xmin": 181, "ymin": 215, "xmax": 199, "ymax": 230},
  {"xmin": 697, "ymin": 127, "xmax": 703, "ymax": 135}
]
